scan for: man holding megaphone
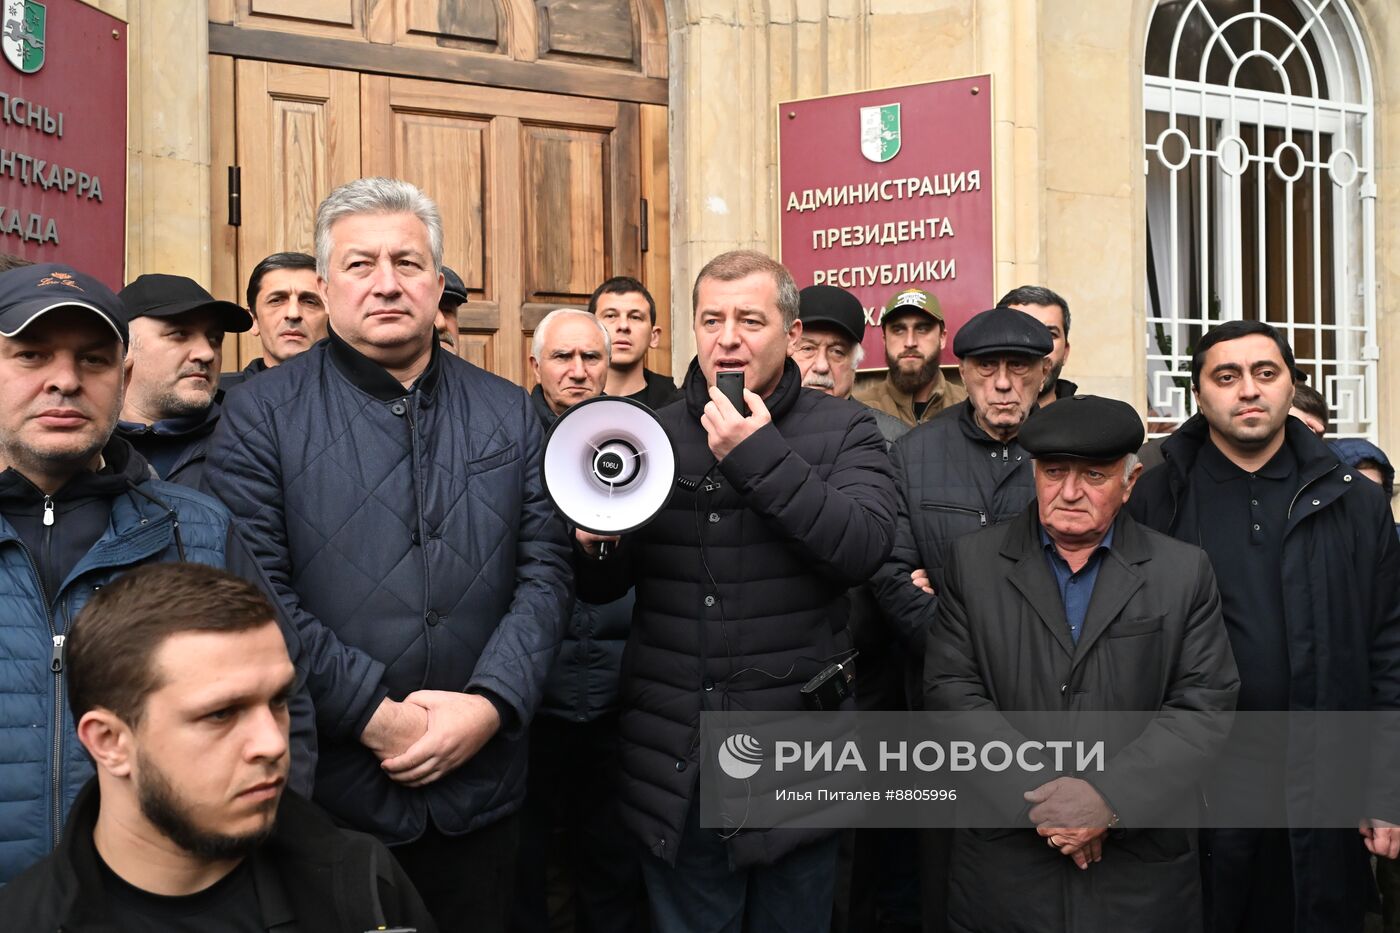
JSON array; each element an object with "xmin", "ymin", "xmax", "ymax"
[{"xmin": 574, "ymin": 250, "xmax": 898, "ymax": 933}]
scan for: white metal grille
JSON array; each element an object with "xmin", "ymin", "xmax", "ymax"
[{"xmin": 1143, "ymin": 0, "xmax": 1376, "ymax": 437}]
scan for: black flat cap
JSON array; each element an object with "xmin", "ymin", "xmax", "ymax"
[
  {"xmin": 952, "ymin": 306, "xmax": 1053, "ymax": 358},
  {"xmin": 120, "ymin": 274, "xmax": 252, "ymax": 333},
  {"xmin": 798, "ymin": 284, "xmax": 865, "ymax": 344},
  {"xmin": 442, "ymin": 266, "xmax": 468, "ymax": 306},
  {"xmin": 1019, "ymin": 395, "xmax": 1145, "ymax": 460}
]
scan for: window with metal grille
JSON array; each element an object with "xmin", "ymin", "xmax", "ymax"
[{"xmin": 1143, "ymin": 0, "xmax": 1376, "ymax": 438}]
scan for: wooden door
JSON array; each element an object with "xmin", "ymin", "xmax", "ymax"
[
  {"xmin": 210, "ymin": 64, "xmax": 665, "ymax": 384},
  {"xmin": 360, "ymin": 75, "xmax": 642, "ymax": 386},
  {"xmin": 214, "ymin": 59, "xmax": 361, "ymax": 368}
]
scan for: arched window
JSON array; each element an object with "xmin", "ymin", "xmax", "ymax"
[{"xmin": 1143, "ymin": 0, "xmax": 1376, "ymax": 437}]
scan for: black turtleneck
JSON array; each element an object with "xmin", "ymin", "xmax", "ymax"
[{"xmin": 0, "ymin": 439, "xmax": 147, "ymax": 604}]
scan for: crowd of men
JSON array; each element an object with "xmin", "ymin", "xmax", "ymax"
[{"xmin": 0, "ymin": 176, "xmax": 1396, "ymax": 933}]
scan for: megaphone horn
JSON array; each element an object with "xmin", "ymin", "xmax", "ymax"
[{"xmin": 541, "ymin": 395, "xmax": 678, "ymax": 535}]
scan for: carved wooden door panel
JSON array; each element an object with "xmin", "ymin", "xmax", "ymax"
[
  {"xmin": 360, "ymin": 75, "xmax": 641, "ymax": 385},
  {"xmin": 214, "ymin": 59, "xmax": 361, "ymax": 368}
]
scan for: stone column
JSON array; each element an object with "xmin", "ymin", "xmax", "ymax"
[{"xmin": 123, "ymin": 0, "xmax": 212, "ymax": 284}]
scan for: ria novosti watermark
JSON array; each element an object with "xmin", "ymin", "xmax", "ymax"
[{"xmin": 697, "ymin": 711, "xmax": 1400, "ymax": 832}]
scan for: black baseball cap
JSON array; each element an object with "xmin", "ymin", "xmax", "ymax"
[
  {"xmin": 0, "ymin": 263, "xmax": 127, "ymax": 345},
  {"xmin": 442, "ymin": 266, "xmax": 468, "ymax": 306},
  {"xmin": 119, "ymin": 274, "xmax": 252, "ymax": 333},
  {"xmin": 952, "ymin": 306, "xmax": 1053, "ymax": 359},
  {"xmin": 798, "ymin": 285, "xmax": 865, "ymax": 344},
  {"xmin": 1019, "ymin": 395, "xmax": 1145, "ymax": 461}
]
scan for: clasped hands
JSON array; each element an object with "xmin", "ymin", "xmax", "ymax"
[
  {"xmin": 360, "ymin": 691, "xmax": 501, "ymax": 788},
  {"xmin": 1024, "ymin": 777, "xmax": 1113, "ymax": 871}
]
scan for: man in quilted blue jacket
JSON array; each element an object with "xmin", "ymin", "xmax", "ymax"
[
  {"xmin": 204, "ymin": 177, "xmax": 572, "ymax": 933},
  {"xmin": 0, "ymin": 263, "xmax": 239, "ymax": 885}
]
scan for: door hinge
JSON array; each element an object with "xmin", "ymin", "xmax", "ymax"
[
  {"xmin": 640, "ymin": 197, "xmax": 649, "ymax": 253},
  {"xmin": 228, "ymin": 166, "xmax": 242, "ymax": 227}
]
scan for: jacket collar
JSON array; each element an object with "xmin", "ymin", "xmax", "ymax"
[
  {"xmin": 1000, "ymin": 507, "xmax": 1152, "ymax": 662},
  {"xmin": 116, "ymin": 395, "xmax": 222, "ymax": 441},
  {"xmin": 529, "ymin": 384, "xmax": 558, "ymax": 427},
  {"xmin": 43, "ymin": 779, "xmax": 339, "ymax": 931},
  {"xmin": 882, "ymin": 367, "xmax": 952, "ymax": 420},
  {"xmin": 0, "ymin": 435, "xmax": 151, "ymax": 507},
  {"xmin": 243, "ymin": 357, "xmax": 269, "ymax": 377},
  {"xmin": 681, "ymin": 356, "xmax": 803, "ymax": 422},
  {"xmin": 955, "ymin": 399, "xmax": 1029, "ymax": 448},
  {"xmin": 326, "ymin": 326, "xmax": 442, "ymax": 403},
  {"xmin": 1161, "ymin": 412, "xmax": 1346, "ymax": 502}
]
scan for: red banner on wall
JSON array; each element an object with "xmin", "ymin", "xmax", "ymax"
[
  {"xmin": 777, "ymin": 76, "xmax": 994, "ymax": 367},
  {"xmin": 0, "ymin": 0, "xmax": 127, "ymax": 288}
]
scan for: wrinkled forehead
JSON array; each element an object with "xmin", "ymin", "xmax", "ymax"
[{"xmin": 798, "ymin": 325, "xmax": 855, "ymax": 349}]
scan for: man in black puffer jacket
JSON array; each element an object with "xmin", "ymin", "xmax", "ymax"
[
  {"xmin": 575, "ymin": 250, "xmax": 897, "ymax": 933},
  {"xmin": 204, "ymin": 178, "xmax": 572, "ymax": 933}
]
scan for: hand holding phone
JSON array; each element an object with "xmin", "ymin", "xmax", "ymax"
[{"xmin": 716, "ymin": 370, "xmax": 749, "ymax": 417}]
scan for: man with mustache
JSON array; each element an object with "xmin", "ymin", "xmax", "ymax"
[
  {"xmin": 795, "ymin": 284, "xmax": 907, "ymax": 445},
  {"xmin": 0, "ymin": 562, "xmax": 436, "ymax": 932},
  {"xmin": 1128, "ymin": 320, "xmax": 1400, "ymax": 933},
  {"xmin": 222, "ymin": 252, "xmax": 330, "ymax": 389},
  {"xmin": 855, "ymin": 287, "xmax": 966, "ymax": 429},
  {"xmin": 116, "ymin": 274, "xmax": 252, "ymax": 487}
]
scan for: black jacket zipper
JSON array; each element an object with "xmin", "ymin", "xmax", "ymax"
[{"xmin": 921, "ymin": 502, "xmax": 988, "ymax": 527}]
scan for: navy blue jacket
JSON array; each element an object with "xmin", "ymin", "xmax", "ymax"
[
  {"xmin": 205, "ymin": 332, "xmax": 572, "ymax": 842},
  {"xmin": 114, "ymin": 394, "xmax": 223, "ymax": 489},
  {"xmin": 0, "ymin": 439, "xmax": 231, "ymax": 883}
]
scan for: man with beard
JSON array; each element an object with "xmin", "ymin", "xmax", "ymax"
[
  {"xmin": 0, "ymin": 562, "xmax": 436, "ymax": 932},
  {"xmin": 116, "ymin": 274, "xmax": 252, "ymax": 487},
  {"xmin": 998, "ymin": 285, "xmax": 1074, "ymax": 407},
  {"xmin": 855, "ymin": 287, "xmax": 966, "ymax": 429},
  {"xmin": 221, "ymin": 252, "xmax": 329, "ymax": 389}
]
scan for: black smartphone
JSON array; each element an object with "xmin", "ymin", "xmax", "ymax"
[{"xmin": 716, "ymin": 370, "xmax": 749, "ymax": 416}]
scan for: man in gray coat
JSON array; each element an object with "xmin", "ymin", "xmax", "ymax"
[{"xmin": 925, "ymin": 395, "xmax": 1239, "ymax": 933}]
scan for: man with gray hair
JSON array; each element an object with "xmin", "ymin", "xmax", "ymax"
[{"xmin": 204, "ymin": 177, "xmax": 572, "ymax": 933}]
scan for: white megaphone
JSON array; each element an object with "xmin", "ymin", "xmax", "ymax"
[{"xmin": 541, "ymin": 395, "xmax": 677, "ymax": 535}]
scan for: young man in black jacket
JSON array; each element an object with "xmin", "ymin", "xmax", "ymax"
[
  {"xmin": 1128, "ymin": 320, "xmax": 1400, "ymax": 933},
  {"xmin": 0, "ymin": 562, "xmax": 435, "ymax": 932}
]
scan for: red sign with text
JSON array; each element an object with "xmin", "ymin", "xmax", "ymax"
[
  {"xmin": 0, "ymin": 0, "xmax": 127, "ymax": 288},
  {"xmin": 778, "ymin": 76, "xmax": 994, "ymax": 367}
]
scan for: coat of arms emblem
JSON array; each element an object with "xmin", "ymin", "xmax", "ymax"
[
  {"xmin": 860, "ymin": 103, "xmax": 901, "ymax": 163},
  {"xmin": 3, "ymin": 0, "xmax": 45, "ymax": 75}
]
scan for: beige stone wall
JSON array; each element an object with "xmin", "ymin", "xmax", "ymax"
[
  {"xmin": 669, "ymin": 0, "xmax": 1400, "ymax": 488},
  {"xmin": 77, "ymin": 0, "xmax": 211, "ymax": 287},
  {"xmin": 123, "ymin": 0, "xmax": 212, "ymax": 287}
]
